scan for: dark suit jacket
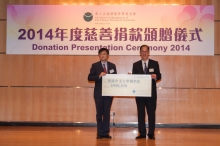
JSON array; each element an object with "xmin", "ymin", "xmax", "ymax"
[
  {"xmin": 132, "ymin": 59, "xmax": 161, "ymax": 98},
  {"xmin": 88, "ymin": 61, "xmax": 117, "ymax": 98}
]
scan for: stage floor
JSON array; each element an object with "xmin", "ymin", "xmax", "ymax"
[{"xmin": 0, "ymin": 126, "xmax": 219, "ymax": 146}]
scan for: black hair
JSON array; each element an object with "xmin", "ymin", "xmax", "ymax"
[
  {"xmin": 140, "ymin": 45, "xmax": 149, "ymax": 51},
  {"xmin": 98, "ymin": 48, "xmax": 109, "ymax": 55}
]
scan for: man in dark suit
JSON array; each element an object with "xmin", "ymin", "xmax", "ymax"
[
  {"xmin": 88, "ymin": 48, "xmax": 117, "ymax": 139},
  {"xmin": 132, "ymin": 45, "xmax": 161, "ymax": 140}
]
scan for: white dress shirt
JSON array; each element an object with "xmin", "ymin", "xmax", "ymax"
[
  {"xmin": 142, "ymin": 59, "xmax": 149, "ymax": 72},
  {"xmin": 101, "ymin": 61, "xmax": 108, "ymax": 73}
]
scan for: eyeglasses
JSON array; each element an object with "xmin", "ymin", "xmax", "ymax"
[
  {"xmin": 99, "ymin": 53, "xmax": 108, "ymax": 55},
  {"xmin": 140, "ymin": 51, "xmax": 149, "ymax": 53}
]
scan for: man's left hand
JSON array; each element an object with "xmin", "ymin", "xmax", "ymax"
[{"xmin": 151, "ymin": 74, "xmax": 157, "ymax": 79}]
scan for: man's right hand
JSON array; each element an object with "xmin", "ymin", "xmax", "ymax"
[{"xmin": 99, "ymin": 72, "xmax": 106, "ymax": 78}]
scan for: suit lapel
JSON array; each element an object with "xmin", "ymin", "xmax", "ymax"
[
  {"xmin": 99, "ymin": 61, "xmax": 105, "ymax": 73},
  {"xmin": 107, "ymin": 62, "xmax": 111, "ymax": 74},
  {"xmin": 138, "ymin": 60, "xmax": 145, "ymax": 74},
  {"xmin": 147, "ymin": 59, "xmax": 152, "ymax": 73}
]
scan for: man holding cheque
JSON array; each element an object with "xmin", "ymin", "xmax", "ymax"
[{"xmin": 132, "ymin": 45, "xmax": 161, "ymax": 140}]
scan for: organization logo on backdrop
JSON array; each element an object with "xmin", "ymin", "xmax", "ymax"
[{"xmin": 83, "ymin": 8, "xmax": 93, "ymax": 22}]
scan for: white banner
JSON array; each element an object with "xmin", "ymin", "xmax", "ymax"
[{"xmin": 7, "ymin": 5, "xmax": 214, "ymax": 55}]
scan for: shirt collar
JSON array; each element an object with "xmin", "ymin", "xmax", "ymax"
[
  {"xmin": 101, "ymin": 61, "xmax": 107, "ymax": 64},
  {"xmin": 142, "ymin": 59, "xmax": 149, "ymax": 64}
]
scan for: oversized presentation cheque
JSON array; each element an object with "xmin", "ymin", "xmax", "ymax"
[{"xmin": 102, "ymin": 74, "xmax": 152, "ymax": 97}]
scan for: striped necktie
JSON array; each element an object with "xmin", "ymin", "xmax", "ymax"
[{"xmin": 144, "ymin": 62, "xmax": 147, "ymax": 74}]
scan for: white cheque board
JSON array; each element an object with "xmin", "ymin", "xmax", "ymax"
[{"xmin": 102, "ymin": 74, "xmax": 152, "ymax": 97}]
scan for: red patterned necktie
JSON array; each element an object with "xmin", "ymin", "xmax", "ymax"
[{"xmin": 103, "ymin": 64, "xmax": 107, "ymax": 73}]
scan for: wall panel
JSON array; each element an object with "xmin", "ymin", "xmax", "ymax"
[
  {"xmin": 0, "ymin": 55, "xmax": 8, "ymax": 86},
  {"xmin": 195, "ymin": 56, "xmax": 220, "ymax": 88},
  {"xmin": 3, "ymin": 55, "xmax": 220, "ymax": 88},
  {"xmin": 1, "ymin": 88, "xmax": 220, "ymax": 123},
  {"xmin": 215, "ymin": 22, "xmax": 220, "ymax": 54},
  {"xmin": 0, "ymin": 0, "xmax": 6, "ymax": 19},
  {"xmin": 0, "ymin": 87, "xmax": 96, "ymax": 122},
  {"xmin": 0, "ymin": 22, "xmax": 6, "ymax": 53},
  {"xmin": 213, "ymin": 0, "xmax": 220, "ymax": 20},
  {"xmin": 157, "ymin": 89, "xmax": 220, "ymax": 123}
]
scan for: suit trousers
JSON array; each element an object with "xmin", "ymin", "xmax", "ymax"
[
  {"xmin": 135, "ymin": 97, "xmax": 157, "ymax": 136},
  {"xmin": 94, "ymin": 96, "xmax": 113, "ymax": 136}
]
